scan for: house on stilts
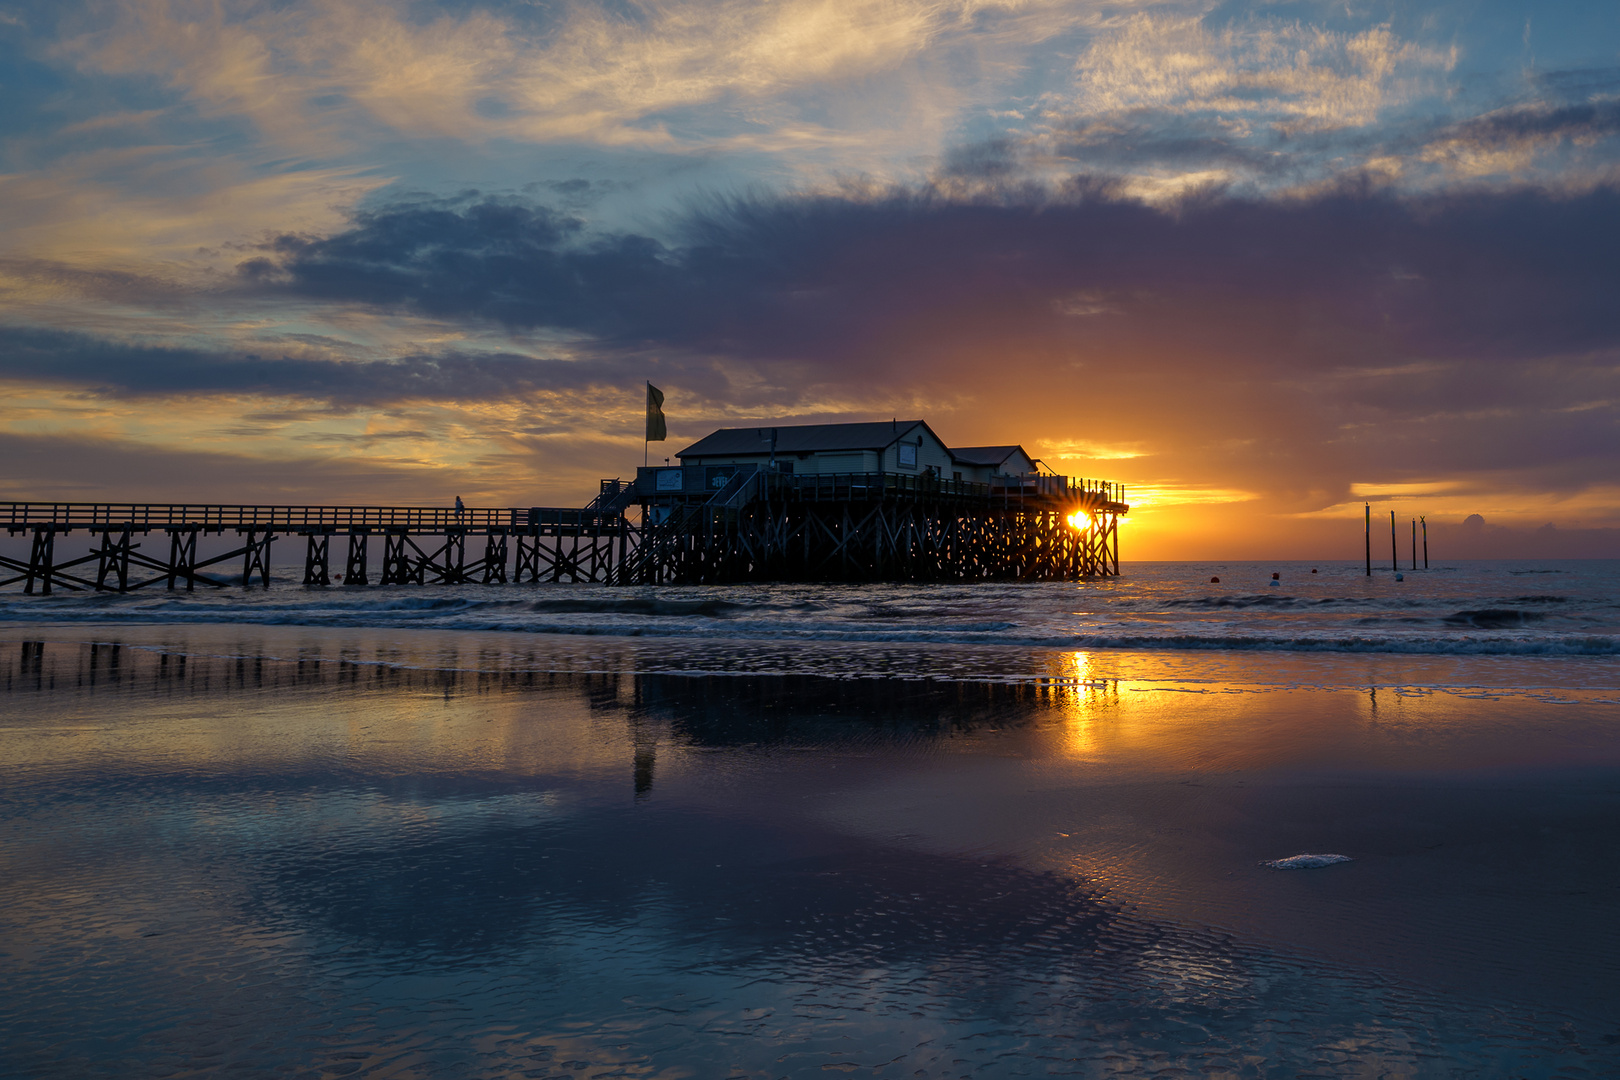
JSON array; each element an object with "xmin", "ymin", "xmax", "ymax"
[{"xmin": 625, "ymin": 419, "xmax": 1127, "ymax": 584}]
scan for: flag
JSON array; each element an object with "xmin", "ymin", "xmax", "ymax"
[{"xmin": 645, "ymin": 382, "xmax": 667, "ymax": 441}]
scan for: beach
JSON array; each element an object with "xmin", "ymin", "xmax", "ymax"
[{"xmin": 3, "ymin": 565, "xmax": 1619, "ymax": 1077}]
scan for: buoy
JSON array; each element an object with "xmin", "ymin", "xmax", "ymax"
[
  {"xmin": 1271, "ymin": 572, "xmax": 1280, "ymax": 579},
  {"xmin": 1210, "ymin": 576, "xmax": 1220, "ymax": 583},
  {"xmin": 1394, "ymin": 572, "xmax": 1404, "ymax": 581},
  {"xmin": 1310, "ymin": 568, "xmax": 1318, "ymax": 574}
]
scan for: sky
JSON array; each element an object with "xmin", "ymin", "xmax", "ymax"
[{"xmin": 1, "ymin": 0, "xmax": 1617, "ymax": 559}]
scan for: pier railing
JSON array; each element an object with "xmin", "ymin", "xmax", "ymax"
[
  {"xmin": 634, "ymin": 467, "xmax": 1126, "ymax": 507},
  {"xmin": 0, "ymin": 503, "xmax": 582, "ymax": 531}
]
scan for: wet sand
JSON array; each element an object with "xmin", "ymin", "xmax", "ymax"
[{"xmin": 3, "ymin": 626, "xmax": 1619, "ymax": 1077}]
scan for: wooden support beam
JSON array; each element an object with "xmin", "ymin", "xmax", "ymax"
[
  {"xmin": 482, "ymin": 532, "xmax": 508, "ymax": 584},
  {"xmin": 303, "ymin": 533, "xmax": 331, "ymax": 586},
  {"xmin": 241, "ymin": 529, "xmax": 274, "ymax": 588},
  {"xmin": 381, "ymin": 531, "xmax": 412, "ymax": 585},
  {"xmin": 345, "ymin": 531, "xmax": 369, "ymax": 585},
  {"xmin": 26, "ymin": 527, "xmax": 55, "ymax": 595},
  {"xmin": 166, "ymin": 528, "xmax": 200, "ymax": 591},
  {"xmin": 96, "ymin": 526, "xmax": 135, "ymax": 592}
]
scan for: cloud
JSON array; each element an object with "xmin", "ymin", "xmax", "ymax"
[
  {"xmin": 1420, "ymin": 99, "xmax": 1620, "ymax": 178},
  {"xmin": 245, "ymin": 183, "xmax": 1620, "ymax": 370},
  {"xmin": 0, "ymin": 428, "xmax": 457, "ymax": 503},
  {"xmin": 235, "ymin": 198, "xmax": 683, "ymax": 340},
  {"xmin": 59, "ymin": 0, "xmax": 1096, "ymax": 153},
  {"xmin": 1008, "ymin": 17, "xmax": 1617, "ymax": 194},
  {"xmin": 0, "ymin": 152, "xmax": 387, "ymax": 290},
  {"xmin": 0, "ymin": 325, "xmax": 641, "ymax": 403},
  {"xmin": 1059, "ymin": 15, "xmax": 1454, "ymax": 135}
]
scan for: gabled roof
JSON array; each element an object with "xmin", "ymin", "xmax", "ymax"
[
  {"xmin": 677, "ymin": 420, "xmax": 940, "ymax": 458},
  {"xmin": 951, "ymin": 445, "xmax": 1030, "ymax": 468}
]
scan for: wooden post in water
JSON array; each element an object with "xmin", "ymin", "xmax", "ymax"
[
  {"xmin": 1421, "ymin": 516, "xmax": 1428, "ymax": 569},
  {"xmin": 1364, "ymin": 504, "xmax": 1371, "ymax": 576},
  {"xmin": 1389, "ymin": 510, "xmax": 1397, "ymax": 572},
  {"xmin": 1411, "ymin": 518, "xmax": 1417, "ymax": 570}
]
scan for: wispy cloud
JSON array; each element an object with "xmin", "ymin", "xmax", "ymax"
[
  {"xmin": 60, "ymin": 0, "xmax": 1094, "ymax": 153},
  {"xmin": 1061, "ymin": 15, "xmax": 1455, "ymax": 134}
]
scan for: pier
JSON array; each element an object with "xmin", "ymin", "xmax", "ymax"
[{"xmin": 2, "ymin": 469, "xmax": 1124, "ymax": 592}]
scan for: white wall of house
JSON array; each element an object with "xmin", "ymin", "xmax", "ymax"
[
  {"xmin": 952, "ymin": 462, "xmax": 993, "ymax": 484},
  {"xmin": 880, "ymin": 426, "xmax": 954, "ymax": 476},
  {"xmin": 1002, "ymin": 449, "xmax": 1037, "ymax": 475},
  {"xmin": 680, "ymin": 450, "xmax": 883, "ymax": 474},
  {"xmin": 952, "ymin": 448, "xmax": 1037, "ymax": 482},
  {"xmin": 797, "ymin": 450, "xmax": 877, "ymax": 473},
  {"xmin": 681, "ymin": 426, "xmax": 961, "ymax": 476}
]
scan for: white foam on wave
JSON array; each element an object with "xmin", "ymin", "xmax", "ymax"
[{"xmin": 1263, "ymin": 853, "xmax": 1353, "ymax": 870}]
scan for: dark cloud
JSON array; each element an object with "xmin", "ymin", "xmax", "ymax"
[
  {"xmin": 1536, "ymin": 66, "xmax": 1620, "ymax": 100},
  {"xmin": 0, "ymin": 326, "xmax": 649, "ymax": 403},
  {"xmin": 1438, "ymin": 99, "xmax": 1620, "ymax": 149},
  {"xmin": 939, "ymin": 137, "xmax": 1024, "ymax": 179},
  {"xmin": 247, "ymin": 182, "xmax": 1620, "ymax": 369},
  {"xmin": 241, "ymin": 197, "xmax": 687, "ymax": 340}
]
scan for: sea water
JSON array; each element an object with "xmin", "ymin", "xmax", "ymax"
[
  {"xmin": 2, "ymin": 562, "xmax": 1618, "ymax": 1077},
  {"xmin": 2, "ymin": 559, "xmax": 1617, "ymax": 657}
]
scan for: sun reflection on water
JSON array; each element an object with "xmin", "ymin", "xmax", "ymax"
[{"xmin": 1029, "ymin": 650, "xmax": 1121, "ymax": 757}]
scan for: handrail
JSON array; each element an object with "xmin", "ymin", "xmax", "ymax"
[
  {"xmin": 1, "ymin": 477, "xmax": 1127, "ymax": 533},
  {"xmin": 706, "ymin": 466, "xmax": 763, "ymax": 510},
  {"xmin": 0, "ymin": 503, "xmax": 605, "ymax": 530}
]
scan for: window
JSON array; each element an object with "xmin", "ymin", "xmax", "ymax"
[{"xmin": 898, "ymin": 443, "xmax": 918, "ymax": 469}]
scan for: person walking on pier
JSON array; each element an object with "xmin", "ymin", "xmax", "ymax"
[{"xmin": 454, "ymin": 495, "xmax": 465, "ymax": 521}]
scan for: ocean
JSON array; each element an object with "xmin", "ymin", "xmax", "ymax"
[
  {"xmin": 2, "ymin": 561, "xmax": 1618, "ymax": 1077},
  {"xmin": 4, "ymin": 558, "xmax": 1618, "ymax": 656}
]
